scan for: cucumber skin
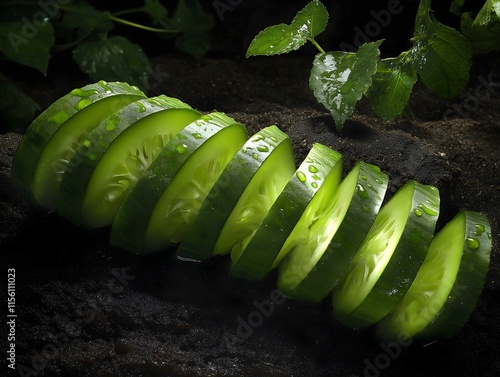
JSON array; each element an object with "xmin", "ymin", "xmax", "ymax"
[
  {"xmin": 176, "ymin": 125, "xmax": 293, "ymax": 261},
  {"xmin": 110, "ymin": 114, "xmax": 248, "ymax": 254},
  {"xmin": 11, "ymin": 81, "xmax": 145, "ymax": 203},
  {"xmin": 229, "ymin": 143, "xmax": 343, "ymax": 281},
  {"xmin": 334, "ymin": 181, "xmax": 440, "ymax": 329},
  {"xmin": 408, "ymin": 211, "xmax": 491, "ymax": 340},
  {"xmin": 58, "ymin": 96, "xmax": 196, "ymax": 228},
  {"xmin": 279, "ymin": 162, "xmax": 389, "ymax": 303}
]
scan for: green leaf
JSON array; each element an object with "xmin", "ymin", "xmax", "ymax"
[
  {"xmin": 246, "ymin": 24, "xmax": 309, "ymax": 57},
  {"xmin": 309, "ymin": 41, "xmax": 382, "ymax": 131},
  {"xmin": 291, "ymin": 0, "xmax": 329, "ymax": 39},
  {"xmin": 57, "ymin": 2, "xmax": 112, "ymax": 43},
  {"xmin": 461, "ymin": 6, "xmax": 500, "ymax": 54},
  {"xmin": 170, "ymin": 0, "xmax": 213, "ymax": 58},
  {"xmin": 73, "ymin": 36, "xmax": 151, "ymax": 90},
  {"xmin": 367, "ymin": 54, "xmax": 418, "ymax": 121},
  {"xmin": 246, "ymin": 0, "xmax": 328, "ymax": 58},
  {"xmin": 0, "ymin": 75, "xmax": 40, "ymax": 133},
  {"xmin": 0, "ymin": 20, "xmax": 54, "ymax": 75},
  {"xmin": 410, "ymin": 0, "xmax": 472, "ymax": 99},
  {"xmin": 142, "ymin": 0, "xmax": 169, "ymax": 26},
  {"xmin": 449, "ymin": 0, "xmax": 466, "ymax": 17}
]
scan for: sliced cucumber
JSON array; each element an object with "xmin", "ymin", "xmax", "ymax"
[
  {"xmin": 277, "ymin": 161, "xmax": 389, "ymax": 302},
  {"xmin": 110, "ymin": 113, "xmax": 248, "ymax": 254},
  {"xmin": 58, "ymin": 96, "xmax": 200, "ymax": 228},
  {"xmin": 229, "ymin": 143, "xmax": 343, "ymax": 281},
  {"xmin": 332, "ymin": 181, "xmax": 440, "ymax": 328},
  {"xmin": 176, "ymin": 125, "xmax": 295, "ymax": 261},
  {"xmin": 11, "ymin": 81, "xmax": 145, "ymax": 208},
  {"xmin": 377, "ymin": 211, "xmax": 491, "ymax": 341}
]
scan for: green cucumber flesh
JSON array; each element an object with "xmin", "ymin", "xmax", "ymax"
[
  {"xmin": 333, "ymin": 181, "xmax": 440, "ymax": 328},
  {"xmin": 229, "ymin": 143, "xmax": 343, "ymax": 281},
  {"xmin": 277, "ymin": 161, "xmax": 389, "ymax": 302},
  {"xmin": 58, "ymin": 96, "xmax": 200, "ymax": 228},
  {"xmin": 11, "ymin": 81, "xmax": 145, "ymax": 207},
  {"xmin": 377, "ymin": 211, "xmax": 491, "ymax": 341},
  {"xmin": 176, "ymin": 125, "xmax": 295, "ymax": 261},
  {"xmin": 110, "ymin": 113, "xmax": 248, "ymax": 254}
]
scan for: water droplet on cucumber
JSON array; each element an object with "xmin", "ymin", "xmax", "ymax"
[
  {"xmin": 135, "ymin": 102, "xmax": 147, "ymax": 113},
  {"xmin": 176, "ymin": 144, "xmax": 188, "ymax": 154},
  {"xmin": 296, "ymin": 171, "xmax": 307, "ymax": 182},
  {"xmin": 71, "ymin": 88, "xmax": 99, "ymax": 98},
  {"xmin": 309, "ymin": 165, "xmax": 319, "ymax": 173},
  {"xmin": 418, "ymin": 204, "xmax": 438, "ymax": 216},
  {"xmin": 356, "ymin": 184, "xmax": 368, "ymax": 199},
  {"xmin": 475, "ymin": 224, "xmax": 485, "ymax": 236},
  {"xmin": 466, "ymin": 237, "xmax": 480, "ymax": 250}
]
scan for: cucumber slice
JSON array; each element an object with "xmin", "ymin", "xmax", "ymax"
[
  {"xmin": 58, "ymin": 96, "xmax": 200, "ymax": 228},
  {"xmin": 11, "ymin": 81, "xmax": 145, "ymax": 208},
  {"xmin": 277, "ymin": 161, "xmax": 389, "ymax": 302},
  {"xmin": 229, "ymin": 143, "xmax": 343, "ymax": 281},
  {"xmin": 176, "ymin": 125, "xmax": 295, "ymax": 261},
  {"xmin": 332, "ymin": 181, "xmax": 440, "ymax": 328},
  {"xmin": 377, "ymin": 211, "xmax": 491, "ymax": 341},
  {"xmin": 110, "ymin": 113, "xmax": 248, "ymax": 254}
]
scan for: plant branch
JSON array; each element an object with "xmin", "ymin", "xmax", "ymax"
[{"xmin": 108, "ymin": 15, "xmax": 178, "ymax": 34}]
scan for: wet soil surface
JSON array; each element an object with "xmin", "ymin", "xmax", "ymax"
[{"xmin": 1, "ymin": 55, "xmax": 499, "ymax": 377}]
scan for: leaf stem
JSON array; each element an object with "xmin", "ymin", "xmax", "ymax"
[
  {"xmin": 108, "ymin": 15, "xmax": 178, "ymax": 34},
  {"xmin": 309, "ymin": 38, "xmax": 326, "ymax": 54}
]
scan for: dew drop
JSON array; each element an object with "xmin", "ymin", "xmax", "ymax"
[
  {"xmin": 475, "ymin": 224, "xmax": 486, "ymax": 236},
  {"xmin": 98, "ymin": 80, "xmax": 113, "ymax": 94},
  {"xmin": 487, "ymin": 233, "xmax": 492, "ymax": 240},
  {"xmin": 252, "ymin": 153, "xmax": 259, "ymax": 160},
  {"xmin": 414, "ymin": 209, "xmax": 423, "ymax": 217},
  {"xmin": 251, "ymin": 134, "xmax": 265, "ymax": 142},
  {"xmin": 309, "ymin": 165, "xmax": 319, "ymax": 173},
  {"xmin": 200, "ymin": 115, "xmax": 212, "ymax": 121},
  {"xmin": 83, "ymin": 139, "xmax": 91, "ymax": 148},
  {"xmin": 311, "ymin": 182, "xmax": 318, "ymax": 188},
  {"xmin": 71, "ymin": 88, "xmax": 98, "ymax": 97},
  {"xmin": 375, "ymin": 178, "xmax": 384, "ymax": 184},
  {"xmin": 356, "ymin": 184, "xmax": 368, "ymax": 199},
  {"xmin": 135, "ymin": 102, "xmax": 146, "ymax": 113},
  {"xmin": 75, "ymin": 98, "xmax": 92, "ymax": 110},
  {"xmin": 176, "ymin": 144, "xmax": 188, "ymax": 154},
  {"xmin": 270, "ymin": 136, "xmax": 279, "ymax": 142},
  {"xmin": 257, "ymin": 145, "xmax": 269, "ymax": 153},
  {"xmin": 466, "ymin": 237, "xmax": 480, "ymax": 250},
  {"xmin": 192, "ymin": 132, "xmax": 203, "ymax": 139},
  {"xmin": 418, "ymin": 204, "xmax": 438, "ymax": 216},
  {"xmin": 362, "ymin": 175, "xmax": 368, "ymax": 180},
  {"xmin": 296, "ymin": 171, "xmax": 307, "ymax": 182}
]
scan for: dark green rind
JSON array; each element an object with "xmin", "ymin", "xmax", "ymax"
[
  {"xmin": 110, "ymin": 113, "xmax": 248, "ymax": 254},
  {"xmin": 176, "ymin": 125, "xmax": 293, "ymax": 261},
  {"xmin": 278, "ymin": 161, "xmax": 389, "ymax": 302},
  {"xmin": 11, "ymin": 81, "xmax": 145, "ymax": 204},
  {"xmin": 58, "ymin": 96, "xmax": 199, "ymax": 228},
  {"xmin": 229, "ymin": 143, "xmax": 343, "ymax": 281},
  {"xmin": 333, "ymin": 181, "xmax": 440, "ymax": 328},
  {"xmin": 377, "ymin": 211, "xmax": 492, "ymax": 341}
]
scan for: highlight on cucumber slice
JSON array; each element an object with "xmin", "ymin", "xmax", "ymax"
[
  {"xmin": 176, "ymin": 125, "xmax": 296, "ymax": 261},
  {"xmin": 277, "ymin": 161, "xmax": 389, "ymax": 302},
  {"xmin": 11, "ymin": 81, "xmax": 146, "ymax": 208},
  {"xmin": 110, "ymin": 112, "xmax": 248, "ymax": 254},
  {"xmin": 377, "ymin": 211, "xmax": 492, "ymax": 341},
  {"xmin": 58, "ymin": 96, "xmax": 201, "ymax": 228},
  {"xmin": 332, "ymin": 181, "xmax": 440, "ymax": 328},
  {"xmin": 229, "ymin": 143, "xmax": 343, "ymax": 281}
]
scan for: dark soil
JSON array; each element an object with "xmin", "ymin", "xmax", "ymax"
[{"xmin": 1, "ymin": 55, "xmax": 499, "ymax": 377}]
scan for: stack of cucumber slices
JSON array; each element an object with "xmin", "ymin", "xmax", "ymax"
[{"xmin": 11, "ymin": 81, "xmax": 492, "ymax": 342}]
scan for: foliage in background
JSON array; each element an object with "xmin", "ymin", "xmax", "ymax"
[
  {"xmin": 247, "ymin": 0, "xmax": 498, "ymax": 131},
  {"xmin": 451, "ymin": 0, "xmax": 500, "ymax": 54},
  {"xmin": 0, "ymin": 0, "xmax": 213, "ymax": 132}
]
